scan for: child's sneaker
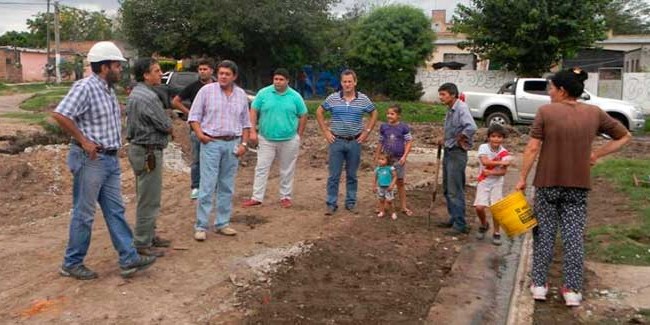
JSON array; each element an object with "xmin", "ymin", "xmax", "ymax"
[
  {"xmin": 475, "ymin": 223, "xmax": 489, "ymax": 240},
  {"xmin": 377, "ymin": 212, "xmax": 385, "ymax": 218},
  {"xmin": 530, "ymin": 284, "xmax": 548, "ymax": 301},
  {"xmin": 492, "ymin": 233, "xmax": 502, "ymax": 246},
  {"xmin": 390, "ymin": 212, "xmax": 398, "ymax": 220},
  {"xmin": 561, "ymin": 286, "xmax": 582, "ymax": 307}
]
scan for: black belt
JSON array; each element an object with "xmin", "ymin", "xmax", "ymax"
[
  {"xmin": 70, "ymin": 139, "xmax": 118, "ymax": 156},
  {"xmin": 334, "ymin": 133, "xmax": 361, "ymax": 141},
  {"xmin": 205, "ymin": 134, "xmax": 239, "ymax": 141},
  {"xmin": 133, "ymin": 143, "xmax": 165, "ymax": 151}
]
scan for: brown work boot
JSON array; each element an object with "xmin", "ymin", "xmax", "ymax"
[
  {"xmin": 216, "ymin": 226, "xmax": 237, "ymax": 236},
  {"xmin": 152, "ymin": 236, "xmax": 171, "ymax": 248},
  {"xmin": 137, "ymin": 247, "xmax": 165, "ymax": 257}
]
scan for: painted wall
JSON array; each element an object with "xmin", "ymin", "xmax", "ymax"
[
  {"xmin": 416, "ymin": 69, "xmax": 516, "ymax": 102},
  {"xmin": 417, "ymin": 69, "xmax": 650, "ymax": 114},
  {"xmin": 20, "ymin": 52, "xmax": 47, "ymax": 82}
]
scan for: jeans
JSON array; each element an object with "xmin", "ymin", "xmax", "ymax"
[
  {"xmin": 443, "ymin": 147, "xmax": 468, "ymax": 231},
  {"xmin": 326, "ymin": 138, "xmax": 361, "ymax": 209},
  {"xmin": 190, "ymin": 130, "xmax": 201, "ymax": 189},
  {"xmin": 195, "ymin": 139, "xmax": 239, "ymax": 231},
  {"xmin": 127, "ymin": 144, "xmax": 163, "ymax": 248},
  {"xmin": 63, "ymin": 144, "xmax": 139, "ymax": 268}
]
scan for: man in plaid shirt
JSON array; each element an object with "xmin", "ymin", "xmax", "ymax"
[{"xmin": 52, "ymin": 41, "xmax": 156, "ymax": 280}]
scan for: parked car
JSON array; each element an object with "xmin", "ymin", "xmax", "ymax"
[{"xmin": 461, "ymin": 78, "xmax": 646, "ymax": 131}]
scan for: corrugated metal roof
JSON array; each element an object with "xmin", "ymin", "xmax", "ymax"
[{"xmin": 0, "ymin": 46, "xmax": 48, "ymax": 54}]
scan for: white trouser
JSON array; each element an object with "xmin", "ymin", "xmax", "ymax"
[{"xmin": 251, "ymin": 134, "xmax": 300, "ymax": 202}]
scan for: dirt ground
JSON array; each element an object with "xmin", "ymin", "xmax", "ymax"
[
  {"xmin": 1, "ymin": 91, "xmax": 648, "ymax": 324},
  {"xmin": 0, "ymin": 110, "xmax": 476, "ymax": 324}
]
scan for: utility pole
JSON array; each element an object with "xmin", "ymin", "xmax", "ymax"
[
  {"xmin": 46, "ymin": 0, "xmax": 51, "ymax": 83},
  {"xmin": 54, "ymin": 1, "xmax": 61, "ymax": 84}
]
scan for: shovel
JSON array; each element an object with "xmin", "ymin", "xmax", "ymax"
[{"xmin": 428, "ymin": 144, "xmax": 443, "ymax": 228}]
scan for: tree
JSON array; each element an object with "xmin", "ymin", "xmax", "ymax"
[
  {"xmin": 346, "ymin": 5, "xmax": 435, "ymax": 100},
  {"xmin": 26, "ymin": 5, "xmax": 113, "ymax": 47},
  {"xmin": 0, "ymin": 31, "xmax": 39, "ymax": 47},
  {"xmin": 603, "ymin": 0, "xmax": 650, "ymax": 34},
  {"xmin": 119, "ymin": 0, "xmax": 338, "ymax": 89},
  {"xmin": 452, "ymin": 0, "xmax": 609, "ymax": 77}
]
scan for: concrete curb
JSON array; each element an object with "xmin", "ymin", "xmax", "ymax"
[{"xmin": 506, "ymin": 232, "xmax": 534, "ymax": 325}]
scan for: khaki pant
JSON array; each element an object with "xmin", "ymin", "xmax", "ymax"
[
  {"xmin": 251, "ymin": 135, "xmax": 300, "ymax": 202},
  {"xmin": 128, "ymin": 144, "xmax": 163, "ymax": 248}
]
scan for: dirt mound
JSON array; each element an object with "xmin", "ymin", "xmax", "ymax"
[
  {"xmin": 238, "ymin": 188, "xmax": 464, "ymax": 324},
  {"xmin": 0, "ymin": 131, "xmax": 68, "ymax": 154}
]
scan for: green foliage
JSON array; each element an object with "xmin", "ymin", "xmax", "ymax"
[
  {"xmin": 20, "ymin": 5, "xmax": 113, "ymax": 48},
  {"xmin": 0, "ymin": 83, "xmax": 70, "ymax": 96},
  {"xmin": 120, "ymin": 0, "xmax": 337, "ymax": 88},
  {"xmin": 604, "ymin": 0, "xmax": 650, "ymax": 34},
  {"xmin": 0, "ymin": 31, "xmax": 40, "ymax": 47},
  {"xmin": 586, "ymin": 158, "xmax": 650, "ymax": 266},
  {"xmin": 158, "ymin": 60, "xmax": 177, "ymax": 72},
  {"xmin": 346, "ymin": 5, "xmax": 434, "ymax": 100},
  {"xmin": 19, "ymin": 91, "xmax": 67, "ymax": 111},
  {"xmin": 452, "ymin": 0, "xmax": 609, "ymax": 77},
  {"xmin": 305, "ymin": 100, "xmax": 447, "ymax": 123}
]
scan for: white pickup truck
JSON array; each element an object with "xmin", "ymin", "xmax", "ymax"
[{"xmin": 462, "ymin": 78, "xmax": 646, "ymax": 131}]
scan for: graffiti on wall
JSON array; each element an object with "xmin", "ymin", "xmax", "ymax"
[{"xmin": 416, "ymin": 69, "xmax": 516, "ymax": 102}]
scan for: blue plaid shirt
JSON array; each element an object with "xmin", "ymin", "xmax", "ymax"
[{"xmin": 55, "ymin": 74, "xmax": 123, "ymax": 150}]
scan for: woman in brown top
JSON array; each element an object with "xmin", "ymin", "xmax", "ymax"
[{"xmin": 516, "ymin": 68, "xmax": 631, "ymax": 307}]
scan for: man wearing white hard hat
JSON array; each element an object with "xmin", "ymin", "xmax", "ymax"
[{"xmin": 52, "ymin": 41, "xmax": 156, "ymax": 280}]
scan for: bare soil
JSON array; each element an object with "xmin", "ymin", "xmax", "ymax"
[
  {"xmin": 0, "ymin": 113, "xmax": 470, "ymax": 324},
  {"xmin": 1, "ymin": 91, "xmax": 645, "ymax": 324}
]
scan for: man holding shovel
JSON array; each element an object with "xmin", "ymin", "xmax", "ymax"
[{"xmin": 436, "ymin": 82, "xmax": 477, "ymax": 235}]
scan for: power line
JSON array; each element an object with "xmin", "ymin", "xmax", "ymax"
[{"xmin": 0, "ymin": 2, "xmax": 47, "ymax": 4}]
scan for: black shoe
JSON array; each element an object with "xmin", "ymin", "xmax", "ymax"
[
  {"xmin": 445, "ymin": 227, "xmax": 471, "ymax": 236},
  {"xmin": 59, "ymin": 264, "xmax": 98, "ymax": 280},
  {"xmin": 435, "ymin": 221, "xmax": 454, "ymax": 228},
  {"xmin": 345, "ymin": 205, "xmax": 359, "ymax": 215},
  {"xmin": 476, "ymin": 223, "xmax": 490, "ymax": 240},
  {"xmin": 325, "ymin": 206, "xmax": 337, "ymax": 216},
  {"xmin": 152, "ymin": 236, "xmax": 171, "ymax": 248},
  {"xmin": 137, "ymin": 247, "xmax": 165, "ymax": 257},
  {"xmin": 120, "ymin": 255, "xmax": 156, "ymax": 278}
]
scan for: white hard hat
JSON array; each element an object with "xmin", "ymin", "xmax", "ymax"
[{"xmin": 87, "ymin": 41, "xmax": 126, "ymax": 63}]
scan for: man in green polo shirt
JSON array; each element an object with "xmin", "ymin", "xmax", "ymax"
[{"xmin": 242, "ymin": 68, "xmax": 308, "ymax": 208}]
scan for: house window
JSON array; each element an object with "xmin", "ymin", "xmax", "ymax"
[{"xmin": 6, "ymin": 58, "xmax": 11, "ymax": 65}]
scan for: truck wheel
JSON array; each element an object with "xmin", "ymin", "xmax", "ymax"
[{"xmin": 485, "ymin": 111, "xmax": 512, "ymax": 127}]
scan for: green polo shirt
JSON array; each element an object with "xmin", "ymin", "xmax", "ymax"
[{"xmin": 252, "ymin": 85, "xmax": 307, "ymax": 141}]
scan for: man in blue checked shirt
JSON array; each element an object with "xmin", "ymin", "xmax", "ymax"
[
  {"xmin": 435, "ymin": 82, "xmax": 477, "ymax": 235},
  {"xmin": 52, "ymin": 41, "xmax": 156, "ymax": 280},
  {"xmin": 316, "ymin": 69, "xmax": 378, "ymax": 216}
]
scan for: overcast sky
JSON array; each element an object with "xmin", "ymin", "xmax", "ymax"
[{"xmin": 0, "ymin": 0, "xmax": 470, "ymax": 35}]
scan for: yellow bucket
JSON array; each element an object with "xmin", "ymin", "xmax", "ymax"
[{"xmin": 490, "ymin": 191, "xmax": 537, "ymax": 237}]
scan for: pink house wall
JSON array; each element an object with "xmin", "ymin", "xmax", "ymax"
[{"xmin": 20, "ymin": 52, "xmax": 47, "ymax": 82}]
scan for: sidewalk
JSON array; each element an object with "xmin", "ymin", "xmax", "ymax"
[{"xmin": 426, "ymin": 160, "xmax": 532, "ymax": 324}]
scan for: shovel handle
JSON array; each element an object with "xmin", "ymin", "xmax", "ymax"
[{"xmin": 436, "ymin": 144, "xmax": 442, "ymax": 160}]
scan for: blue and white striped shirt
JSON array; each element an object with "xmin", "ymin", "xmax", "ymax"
[
  {"xmin": 321, "ymin": 91, "xmax": 375, "ymax": 137},
  {"xmin": 55, "ymin": 74, "xmax": 122, "ymax": 150}
]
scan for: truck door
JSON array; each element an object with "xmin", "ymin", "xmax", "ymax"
[{"xmin": 515, "ymin": 80, "xmax": 550, "ymax": 120}]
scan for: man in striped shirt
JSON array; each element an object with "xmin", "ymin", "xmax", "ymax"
[
  {"xmin": 52, "ymin": 41, "xmax": 156, "ymax": 280},
  {"xmin": 187, "ymin": 60, "xmax": 251, "ymax": 241},
  {"xmin": 316, "ymin": 69, "xmax": 378, "ymax": 215}
]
